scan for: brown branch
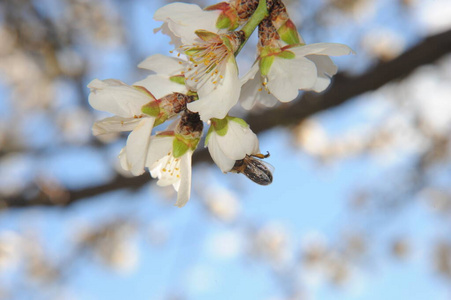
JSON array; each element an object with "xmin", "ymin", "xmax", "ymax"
[{"xmin": 3, "ymin": 28, "xmax": 451, "ymax": 209}]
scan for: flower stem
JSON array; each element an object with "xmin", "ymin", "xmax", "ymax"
[{"xmin": 235, "ymin": 0, "xmax": 268, "ymax": 56}]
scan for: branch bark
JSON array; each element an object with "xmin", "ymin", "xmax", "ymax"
[{"xmin": 3, "ymin": 28, "xmax": 451, "ymax": 208}]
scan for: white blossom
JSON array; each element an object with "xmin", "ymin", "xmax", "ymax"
[
  {"xmin": 89, "ymin": 79, "xmax": 156, "ymax": 176},
  {"xmin": 144, "ymin": 134, "xmax": 195, "ymax": 208},
  {"xmin": 206, "ymin": 117, "xmax": 260, "ymax": 172},
  {"xmin": 184, "ymin": 31, "xmax": 242, "ymax": 121},
  {"xmin": 240, "ymin": 43, "xmax": 354, "ymax": 109}
]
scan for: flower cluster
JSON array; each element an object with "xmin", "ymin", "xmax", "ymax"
[{"xmin": 88, "ymin": 0, "xmax": 353, "ymax": 207}]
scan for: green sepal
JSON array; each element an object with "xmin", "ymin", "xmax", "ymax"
[
  {"xmin": 141, "ymin": 101, "xmax": 160, "ymax": 117},
  {"xmin": 187, "ymin": 90, "xmax": 198, "ymax": 99},
  {"xmin": 207, "ymin": 2, "xmax": 239, "ymax": 31},
  {"xmin": 227, "ymin": 116, "xmax": 248, "ymax": 128},
  {"xmin": 195, "ymin": 30, "xmax": 218, "ymax": 42},
  {"xmin": 173, "ymin": 137, "xmax": 189, "ymax": 158},
  {"xmin": 216, "ymin": 14, "xmax": 232, "ymax": 30},
  {"xmin": 156, "ymin": 131, "xmax": 175, "ymax": 137},
  {"xmin": 154, "ymin": 116, "xmax": 166, "ymax": 127},
  {"xmin": 211, "ymin": 117, "xmax": 228, "ymax": 136},
  {"xmin": 220, "ymin": 35, "xmax": 234, "ymax": 52},
  {"xmin": 133, "ymin": 85, "xmax": 156, "ymax": 100},
  {"xmin": 185, "ymin": 48, "xmax": 201, "ymax": 56},
  {"xmin": 169, "ymin": 75, "xmax": 185, "ymax": 85},
  {"xmin": 277, "ymin": 50, "xmax": 295, "ymax": 59},
  {"xmin": 259, "ymin": 55, "xmax": 275, "ymax": 77},
  {"xmin": 278, "ymin": 20, "xmax": 300, "ymax": 45},
  {"xmin": 189, "ymin": 138, "xmax": 200, "ymax": 151}
]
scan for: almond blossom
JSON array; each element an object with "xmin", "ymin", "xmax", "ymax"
[
  {"xmin": 205, "ymin": 116, "xmax": 260, "ymax": 172},
  {"xmin": 89, "ymin": 55, "xmax": 190, "ymax": 176},
  {"xmin": 184, "ymin": 30, "xmax": 243, "ymax": 121},
  {"xmin": 89, "ymin": 79, "xmax": 157, "ymax": 176},
  {"xmin": 240, "ymin": 43, "xmax": 354, "ymax": 110},
  {"xmin": 144, "ymin": 113, "xmax": 203, "ymax": 207}
]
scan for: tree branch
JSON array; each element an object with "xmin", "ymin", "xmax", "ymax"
[{"xmin": 3, "ymin": 28, "xmax": 451, "ymax": 208}]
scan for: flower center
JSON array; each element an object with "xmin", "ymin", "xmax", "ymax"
[
  {"xmin": 183, "ymin": 40, "xmax": 230, "ymax": 88},
  {"xmin": 159, "ymin": 152, "xmax": 182, "ymax": 180}
]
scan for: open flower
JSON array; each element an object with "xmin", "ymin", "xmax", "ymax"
[
  {"xmin": 206, "ymin": 116, "xmax": 260, "ymax": 172},
  {"xmin": 144, "ymin": 114, "xmax": 202, "ymax": 207},
  {"xmin": 240, "ymin": 43, "xmax": 354, "ymax": 109},
  {"xmin": 89, "ymin": 79, "xmax": 157, "ymax": 176},
  {"xmin": 154, "ymin": 2, "xmax": 222, "ymax": 48},
  {"xmin": 184, "ymin": 30, "xmax": 243, "ymax": 121},
  {"xmin": 89, "ymin": 54, "xmax": 189, "ymax": 176}
]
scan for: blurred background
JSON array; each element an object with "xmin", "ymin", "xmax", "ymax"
[{"xmin": 1, "ymin": 0, "xmax": 451, "ymax": 299}]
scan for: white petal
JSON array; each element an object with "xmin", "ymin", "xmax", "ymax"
[
  {"xmin": 311, "ymin": 77, "xmax": 331, "ymax": 93},
  {"xmin": 218, "ymin": 121, "xmax": 259, "ymax": 160},
  {"xmin": 146, "ymin": 136, "xmax": 174, "ymax": 168},
  {"xmin": 154, "ymin": 3, "xmax": 220, "ymax": 45},
  {"xmin": 88, "ymin": 79, "xmax": 152, "ymax": 117},
  {"xmin": 240, "ymin": 67, "xmax": 279, "ymax": 109},
  {"xmin": 134, "ymin": 74, "xmax": 188, "ymax": 99},
  {"xmin": 259, "ymin": 92, "xmax": 279, "ymax": 107},
  {"xmin": 207, "ymin": 134, "xmax": 236, "ymax": 172},
  {"xmin": 154, "ymin": 23, "xmax": 183, "ymax": 48},
  {"xmin": 306, "ymin": 55, "xmax": 337, "ymax": 92},
  {"xmin": 188, "ymin": 60, "xmax": 240, "ymax": 121},
  {"xmin": 92, "ymin": 116, "xmax": 141, "ymax": 136},
  {"xmin": 267, "ymin": 56, "xmax": 317, "ymax": 102},
  {"xmin": 118, "ymin": 148, "xmax": 129, "ymax": 172},
  {"xmin": 175, "ymin": 151, "xmax": 192, "ymax": 207},
  {"xmin": 125, "ymin": 118, "xmax": 155, "ymax": 176},
  {"xmin": 291, "ymin": 43, "xmax": 355, "ymax": 57},
  {"xmin": 151, "ymin": 156, "xmax": 180, "ymax": 187},
  {"xmin": 239, "ymin": 63, "xmax": 261, "ymax": 110},
  {"xmin": 308, "ymin": 55, "xmax": 338, "ymax": 76},
  {"xmin": 138, "ymin": 54, "xmax": 186, "ymax": 75}
]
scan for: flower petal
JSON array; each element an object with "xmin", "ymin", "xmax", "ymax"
[
  {"xmin": 291, "ymin": 43, "xmax": 355, "ymax": 57},
  {"xmin": 154, "ymin": 3, "xmax": 220, "ymax": 45},
  {"xmin": 125, "ymin": 118, "xmax": 155, "ymax": 176},
  {"xmin": 306, "ymin": 55, "xmax": 337, "ymax": 92},
  {"xmin": 146, "ymin": 136, "xmax": 174, "ymax": 168},
  {"xmin": 92, "ymin": 116, "xmax": 141, "ymax": 136},
  {"xmin": 175, "ymin": 151, "xmax": 192, "ymax": 207},
  {"xmin": 134, "ymin": 74, "xmax": 188, "ymax": 99},
  {"xmin": 218, "ymin": 120, "xmax": 259, "ymax": 160},
  {"xmin": 239, "ymin": 63, "xmax": 260, "ymax": 110},
  {"xmin": 267, "ymin": 56, "xmax": 317, "ymax": 102},
  {"xmin": 138, "ymin": 54, "xmax": 186, "ymax": 75},
  {"xmin": 88, "ymin": 79, "xmax": 152, "ymax": 117},
  {"xmin": 206, "ymin": 133, "xmax": 236, "ymax": 172},
  {"xmin": 118, "ymin": 148, "xmax": 128, "ymax": 172},
  {"xmin": 187, "ymin": 60, "xmax": 240, "ymax": 121}
]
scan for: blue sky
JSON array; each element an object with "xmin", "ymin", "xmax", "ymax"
[{"xmin": 1, "ymin": 0, "xmax": 451, "ymax": 299}]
